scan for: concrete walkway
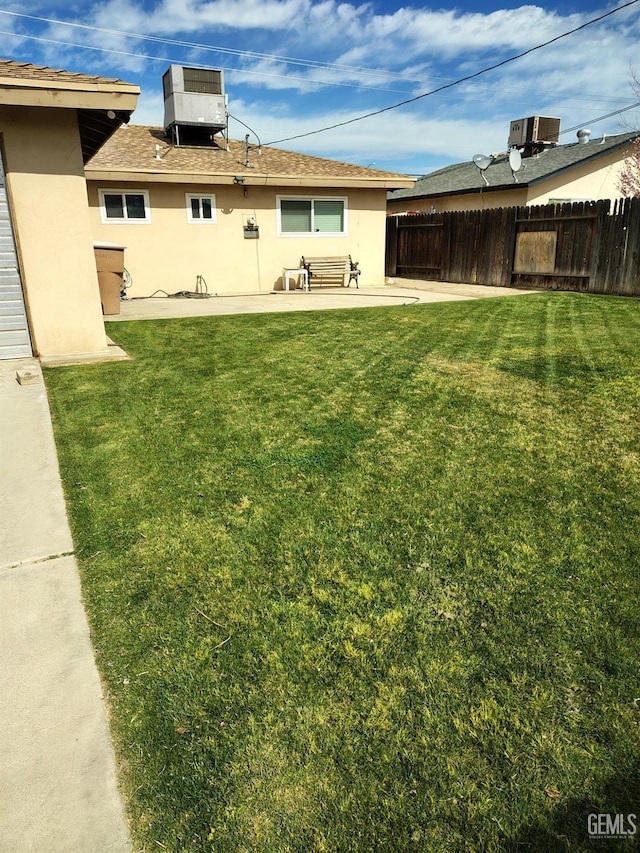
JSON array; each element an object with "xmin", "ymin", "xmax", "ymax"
[{"xmin": 0, "ymin": 358, "xmax": 131, "ymax": 852}]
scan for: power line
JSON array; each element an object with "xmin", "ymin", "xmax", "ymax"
[
  {"xmin": 264, "ymin": 0, "xmax": 640, "ymax": 145},
  {"xmin": 560, "ymin": 101, "xmax": 640, "ymax": 136},
  {"xmin": 227, "ymin": 112, "xmax": 262, "ymax": 148}
]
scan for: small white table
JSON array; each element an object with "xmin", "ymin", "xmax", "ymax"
[{"xmin": 282, "ymin": 267, "xmax": 309, "ymax": 291}]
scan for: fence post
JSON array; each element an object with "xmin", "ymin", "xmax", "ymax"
[
  {"xmin": 385, "ymin": 215, "xmax": 398, "ymax": 277},
  {"xmin": 589, "ymin": 199, "xmax": 609, "ymax": 293}
]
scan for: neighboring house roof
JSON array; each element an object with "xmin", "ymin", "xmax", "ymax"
[
  {"xmin": 86, "ymin": 125, "xmax": 415, "ymax": 189},
  {"xmin": 0, "ymin": 58, "xmax": 140, "ymax": 162},
  {"xmin": 388, "ymin": 131, "xmax": 638, "ymax": 202}
]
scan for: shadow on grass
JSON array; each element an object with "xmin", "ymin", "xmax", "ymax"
[
  {"xmin": 507, "ymin": 758, "xmax": 639, "ymax": 852},
  {"xmin": 494, "ymin": 354, "xmax": 626, "ymax": 386}
]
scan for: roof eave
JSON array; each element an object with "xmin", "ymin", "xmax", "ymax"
[
  {"xmin": 0, "ymin": 75, "xmax": 140, "ymax": 94},
  {"xmin": 0, "ymin": 84, "xmax": 139, "ymax": 111},
  {"xmin": 389, "ymin": 182, "xmax": 526, "ymax": 202},
  {"xmin": 85, "ymin": 168, "xmax": 415, "ymax": 189}
]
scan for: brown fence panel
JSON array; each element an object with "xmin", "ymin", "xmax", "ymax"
[
  {"xmin": 386, "ymin": 199, "xmax": 640, "ymax": 296},
  {"xmin": 591, "ymin": 198, "xmax": 618, "ymax": 293},
  {"xmin": 477, "ymin": 207, "xmax": 516, "ymax": 287},
  {"xmin": 618, "ymin": 197, "xmax": 640, "ymax": 295},
  {"xmin": 511, "ymin": 201, "xmax": 599, "ymax": 291},
  {"xmin": 394, "ymin": 213, "xmax": 444, "ymax": 279},
  {"xmin": 385, "ymin": 215, "xmax": 398, "ymax": 277},
  {"xmin": 442, "ymin": 210, "xmax": 468, "ymax": 283},
  {"xmin": 591, "ymin": 197, "xmax": 640, "ymax": 295},
  {"xmin": 397, "ymin": 206, "xmax": 517, "ymax": 288}
]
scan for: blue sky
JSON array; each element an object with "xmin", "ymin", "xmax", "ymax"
[{"xmin": 0, "ymin": 0, "xmax": 639, "ymax": 175}]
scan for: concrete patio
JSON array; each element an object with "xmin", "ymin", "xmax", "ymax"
[{"xmin": 107, "ymin": 281, "xmax": 540, "ymax": 322}]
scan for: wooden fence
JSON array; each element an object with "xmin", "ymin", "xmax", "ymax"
[{"xmin": 385, "ymin": 198, "xmax": 640, "ymax": 296}]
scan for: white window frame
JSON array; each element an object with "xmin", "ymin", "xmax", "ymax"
[
  {"xmin": 277, "ymin": 195, "xmax": 348, "ymax": 237},
  {"xmin": 186, "ymin": 193, "xmax": 217, "ymax": 224},
  {"xmin": 99, "ymin": 189, "xmax": 151, "ymax": 224}
]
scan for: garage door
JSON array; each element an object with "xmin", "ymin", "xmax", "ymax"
[{"xmin": 0, "ymin": 151, "xmax": 32, "ymax": 359}]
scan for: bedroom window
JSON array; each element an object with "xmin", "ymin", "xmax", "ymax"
[{"xmin": 278, "ymin": 197, "xmax": 347, "ymax": 236}]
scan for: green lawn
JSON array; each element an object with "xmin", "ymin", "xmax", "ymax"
[{"xmin": 45, "ymin": 292, "xmax": 640, "ymax": 852}]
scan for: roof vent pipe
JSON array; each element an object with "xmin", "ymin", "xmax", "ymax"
[{"xmin": 577, "ymin": 128, "xmax": 591, "ymax": 144}]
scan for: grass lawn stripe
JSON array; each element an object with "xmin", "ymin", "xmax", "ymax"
[{"xmin": 44, "ymin": 292, "xmax": 640, "ymax": 852}]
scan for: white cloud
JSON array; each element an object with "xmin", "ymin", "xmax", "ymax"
[
  {"xmin": 337, "ymin": 5, "xmax": 573, "ymax": 64},
  {"xmin": 91, "ymin": 0, "xmax": 311, "ymax": 35}
]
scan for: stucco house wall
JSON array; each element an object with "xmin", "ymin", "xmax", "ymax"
[
  {"xmin": 0, "ymin": 105, "xmax": 108, "ymax": 357},
  {"xmin": 388, "ymin": 187, "xmax": 528, "ymax": 214},
  {"xmin": 0, "ymin": 59, "xmax": 139, "ymax": 361},
  {"xmin": 86, "ymin": 181, "xmax": 387, "ymax": 295},
  {"xmin": 525, "ymin": 149, "xmax": 625, "ymax": 205}
]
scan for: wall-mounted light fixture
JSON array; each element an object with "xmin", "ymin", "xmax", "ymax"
[
  {"xmin": 233, "ymin": 175, "xmax": 245, "ymax": 184},
  {"xmin": 106, "ymin": 109, "xmax": 132, "ymax": 124}
]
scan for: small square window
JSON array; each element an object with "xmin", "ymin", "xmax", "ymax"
[
  {"xmin": 99, "ymin": 190, "xmax": 150, "ymax": 223},
  {"xmin": 186, "ymin": 194, "xmax": 216, "ymax": 223}
]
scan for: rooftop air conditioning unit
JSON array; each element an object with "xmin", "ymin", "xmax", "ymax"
[
  {"xmin": 163, "ymin": 65, "xmax": 227, "ymax": 134},
  {"xmin": 508, "ymin": 116, "xmax": 561, "ymax": 147}
]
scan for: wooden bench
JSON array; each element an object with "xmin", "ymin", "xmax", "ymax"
[{"xmin": 300, "ymin": 255, "xmax": 361, "ymax": 288}]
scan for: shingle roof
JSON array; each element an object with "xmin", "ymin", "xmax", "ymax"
[
  {"xmin": 86, "ymin": 125, "xmax": 414, "ymax": 188},
  {"xmin": 0, "ymin": 58, "xmax": 136, "ymax": 90},
  {"xmin": 388, "ymin": 131, "xmax": 638, "ymax": 201},
  {"xmin": 0, "ymin": 58, "xmax": 140, "ymax": 163}
]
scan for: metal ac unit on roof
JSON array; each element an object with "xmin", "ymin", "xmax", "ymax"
[
  {"xmin": 163, "ymin": 65, "xmax": 227, "ymax": 134},
  {"xmin": 508, "ymin": 116, "xmax": 561, "ymax": 147}
]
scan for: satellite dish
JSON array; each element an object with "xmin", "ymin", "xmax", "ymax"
[
  {"xmin": 473, "ymin": 153, "xmax": 492, "ymax": 171},
  {"xmin": 509, "ymin": 149, "xmax": 522, "ymax": 172},
  {"xmin": 473, "ymin": 153, "xmax": 493, "ymax": 186},
  {"xmin": 509, "ymin": 148, "xmax": 522, "ymax": 183}
]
